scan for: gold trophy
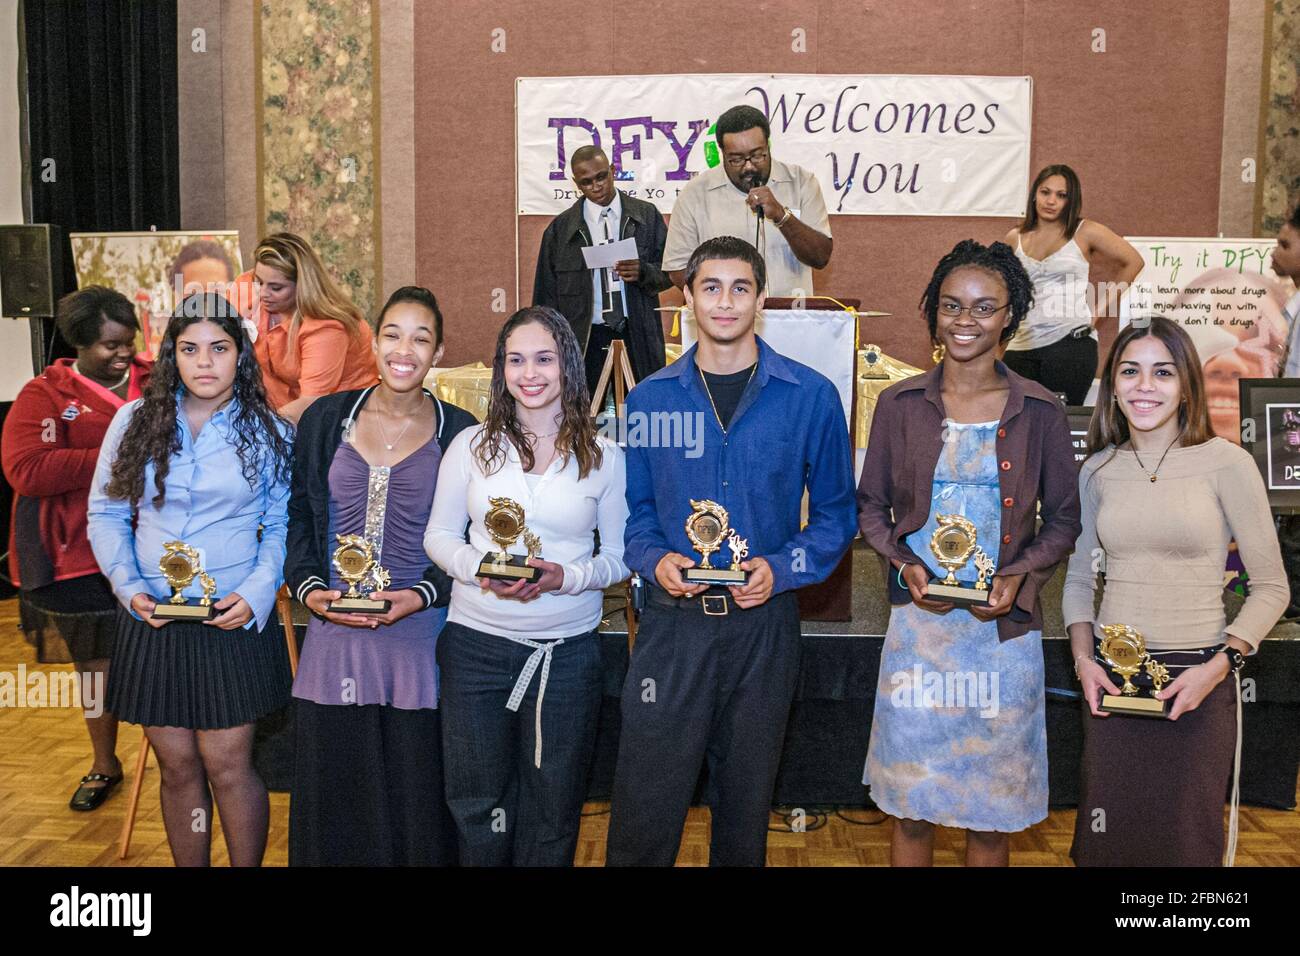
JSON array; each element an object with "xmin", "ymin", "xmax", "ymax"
[
  {"xmin": 1097, "ymin": 623, "xmax": 1170, "ymax": 718},
  {"xmin": 477, "ymin": 497, "xmax": 542, "ymax": 582},
  {"xmin": 683, "ymin": 499, "xmax": 749, "ymax": 586},
  {"xmin": 152, "ymin": 540, "xmax": 218, "ymax": 620},
  {"xmin": 925, "ymin": 513, "xmax": 995, "ymax": 606},
  {"xmin": 328, "ymin": 534, "xmax": 392, "ymax": 613}
]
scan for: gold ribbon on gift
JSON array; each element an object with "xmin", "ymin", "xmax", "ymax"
[
  {"xmin": 427, "ymin": 363, "xmax": 492, "ymax": 422},
  {"xmin": 856, "ymin": 344, "xmax": 921, "ymax": 448}
]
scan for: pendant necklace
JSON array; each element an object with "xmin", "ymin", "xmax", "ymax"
[
  {"xmin": 699, "ymin": 363, "xmax": 758, "ymax": 433},
  {"xmin": 1130, "ymin": 433, "xmax": 1181, "ymax": 482},
  {"xmin": 374, "ymin": 406, "xmax": 417, "ymax": 451}
]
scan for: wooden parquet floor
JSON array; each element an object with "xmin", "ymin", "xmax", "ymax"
[{"xmin": 3, "ymin": 598, "xmax": 1297, "ymax": 867}]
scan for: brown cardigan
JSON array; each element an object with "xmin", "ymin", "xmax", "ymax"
[{"xmin": 856, "ymin": 360, "xmax": 1082, "ymax": 640}]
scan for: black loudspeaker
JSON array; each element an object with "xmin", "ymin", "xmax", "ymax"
[{"xmin": 0, "ymin": 224, "xmax": 59, "ymax": 318}]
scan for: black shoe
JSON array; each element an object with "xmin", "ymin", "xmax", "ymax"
[
  {"xmin": 69, "ymin": 769, "xmax": 123, "ymax": 812},
  {"xmin": 1282, "ymin": 606, "xmax": 1300, "ymax": 623}
]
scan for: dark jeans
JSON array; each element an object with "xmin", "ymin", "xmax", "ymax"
[
  {"xmin": 1003, "ymin": 329, "xmax": 1098, "ymax": 406},
  {"xmin": 437, "ymin": 621, "xmax": 602, "ymax": 866},
  {"xmin": 584, "ymin": 322, "xmax": 625, "ymax": 400},
  {"xmin": 606, "ymin": 589, "xmax": 802, "ymax": 867}
]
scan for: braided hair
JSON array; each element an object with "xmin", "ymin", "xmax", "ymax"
[{"xmin": 918, "ymin": 239, "xmax": 1035, "ymax": 344}]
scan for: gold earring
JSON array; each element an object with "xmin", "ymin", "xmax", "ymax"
[{"xmin": 932, "ymin": 342, "xmax": 945, "ymax": 365}]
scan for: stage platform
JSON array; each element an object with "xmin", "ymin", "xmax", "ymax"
[{"xmin": 250, "ymin": 541, "xmax": 1300, "ymax": 812}]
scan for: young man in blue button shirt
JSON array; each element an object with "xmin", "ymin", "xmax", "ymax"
[{"xmin": 605, "ymin": 236, "xmax": 857, "ymax": 866}]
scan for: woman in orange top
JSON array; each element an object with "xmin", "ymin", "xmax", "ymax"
[{"xmin": 249, "ymin": 232, "xmax": 378, "ymax": 424}]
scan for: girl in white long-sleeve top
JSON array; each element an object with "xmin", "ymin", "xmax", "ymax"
[{"xmin": 424, "ymin": 305, "xmax": 629, "ymax": 866}]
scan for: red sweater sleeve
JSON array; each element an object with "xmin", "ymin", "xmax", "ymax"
[{"xmin": 1, "ymin": 381, "xmax": 100, "ymax": 497}]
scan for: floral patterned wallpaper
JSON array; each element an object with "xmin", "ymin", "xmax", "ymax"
[
  {"xmin": 257, "ymin": 0, "xmax": 379, "ymax": 316},
  {"xmin": 1262, "ymin": 0, "xmax": 1300, "ymax": 233}
]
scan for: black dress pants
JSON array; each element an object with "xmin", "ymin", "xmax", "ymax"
[{"xmin": 606, "ymin": 589, "xmax": 801, "ymax": 867}]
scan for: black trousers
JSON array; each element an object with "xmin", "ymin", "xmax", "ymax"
[
  {"xmin": 606, "ymin": 589, "xmax": 802, "ymax": 866},
  {"xmin": 1003, "ymin": 330, "xmax": 1098, "ymax": 406},
  {"xmin": 584, "ymin": 322, "xmax": 625, "ymax": 400}
]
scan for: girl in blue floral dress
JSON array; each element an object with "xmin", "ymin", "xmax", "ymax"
[{"xmin": 857, "ymin": 240, "xmax": 1082, "ymax": 866}]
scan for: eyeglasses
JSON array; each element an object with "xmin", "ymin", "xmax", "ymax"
[
  {"xmin": 937, "ymin": 302, "xmax": 1009, "ymax": 320},
  {"xmin": 724, "ymin": 149, "xmax": 769, "ymax": 170}
]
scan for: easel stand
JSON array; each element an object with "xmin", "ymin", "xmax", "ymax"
[
  {"xmin": 587, "ymin": 339, "xmax": 640, "ymax": 650},
  {"xmin": 588, "ymin": 336, "xmax": 637, "ymax": 418}
]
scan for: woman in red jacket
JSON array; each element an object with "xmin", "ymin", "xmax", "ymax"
[{"xmin": 2, "ymin": 286, "xmax": 150, "ymax": 811}]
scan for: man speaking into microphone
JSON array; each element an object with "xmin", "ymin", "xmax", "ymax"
[{"xmin": 663, "ymin": 105, "xmax": 832, "ymax": 297}]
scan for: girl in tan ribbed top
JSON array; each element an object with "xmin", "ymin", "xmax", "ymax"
[{"xmin": 1062, "ymin": 315, "xmax": 1287, "ymax": 867}]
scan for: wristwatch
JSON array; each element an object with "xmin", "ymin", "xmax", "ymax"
[{"xmin": 1212, "ymin": 643, "xmax": 1246, "ymax": 675}]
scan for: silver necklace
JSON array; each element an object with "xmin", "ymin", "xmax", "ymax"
[{"xmin": 374, "ymin": 405, "xmax": 418, "ymax": 451}]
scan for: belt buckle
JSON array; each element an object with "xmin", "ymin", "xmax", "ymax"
[{"xmin": 701, "ymin": 594, "xmax": 729, "ymax": 616}]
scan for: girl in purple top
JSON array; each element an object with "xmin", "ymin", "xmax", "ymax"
[{"xmin": 284, "ymin": 287, "xmax": 476, "ymax": 866}]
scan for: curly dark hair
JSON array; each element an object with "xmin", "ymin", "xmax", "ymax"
[
  {"xmin": 918, "ymin": 239, "xmax": 1035, "ymax": 344},
  {"xmin": 105, "ymin": 292, "xmax": 293, "ymax": 507},
  {"xmin": 473, "ymin": 306, "xmax": 603, "ymax": 479}
]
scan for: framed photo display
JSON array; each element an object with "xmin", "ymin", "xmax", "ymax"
[{"xmin": 1239, "ymin": 378, "xmax": 1300, "ymax": 514}]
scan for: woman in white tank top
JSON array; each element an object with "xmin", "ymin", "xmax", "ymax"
[{"xmin": 1001, "ymin": 165, "xmax": 1144, "ymax": 405}]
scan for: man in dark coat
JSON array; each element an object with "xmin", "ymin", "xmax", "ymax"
[{"xmin": 533, "ymin": 146, "xmax": 672, "ymax": 397}]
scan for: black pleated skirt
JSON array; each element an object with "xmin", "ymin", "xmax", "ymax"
[
  {"xmin": 1070, "ymin": 647, "xmax": 1238, "ymax": 867},
  {"xmin": 18, "ymin": 573, "xmax": 117, "ymax": 664},
  {"xmin": 289, "ymin": 699, "xmax": 457, "ymax": 866},
  {"xmin": 106, "ymin": 606, "xmax": 292, "ymax": 730}
]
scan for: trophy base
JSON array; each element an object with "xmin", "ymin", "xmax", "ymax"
[
  {"xmin": 683, "ymin": 566, "xmax": 749, "ymax": 587},
  {"xmin": 1100, "ymin": 693, "xmax": 1168, "ymax": 718},
  {"xmin": 328, "ymin": 596, "xmax": 392, "ymax": 614},
  {"xmin": 151, "ymin": 600, "xmax": 217, "ymax": 621},
  {"xmin": 478, "ymin": 553, "xmax": 541, "ymax": 583},
  {"xmin": 924, "ymin": 580, "xmax": 991, "ymax": 606}
]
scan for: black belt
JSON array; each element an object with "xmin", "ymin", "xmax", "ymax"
[{"xmin": 646, "ymin": 585, "xmax": 734, "ymax": 616}]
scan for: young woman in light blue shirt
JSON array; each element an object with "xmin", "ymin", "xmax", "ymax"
[{"xmin": 88, "ymin": 292, "xmax": 294, "ymax": 867}]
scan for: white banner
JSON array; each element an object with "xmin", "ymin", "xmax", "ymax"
[
  {"xmin": 681, "ymin": 310, "xmax": 856, "ymax": 433},
  {"xmin": 1122, "ymin": 237, "xmax": 1295, "ymax": 443},
  {"xmin": 517, "ymin": 74, "xmax": 1033, "ymax": 218}
]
